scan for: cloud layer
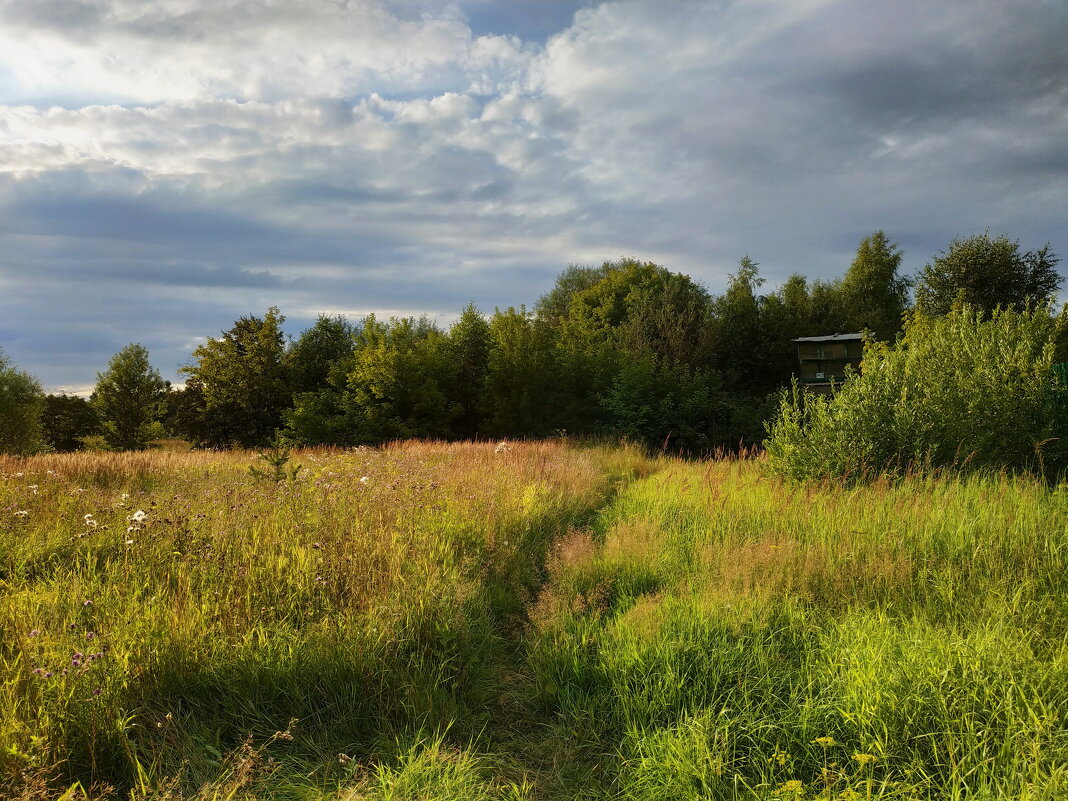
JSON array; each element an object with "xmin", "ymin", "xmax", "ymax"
[{"xmin": 1, "ymin": 0, "xmax": 1066, "ymax": 391}]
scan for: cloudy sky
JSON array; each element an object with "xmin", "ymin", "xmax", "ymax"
[{"xmin": 1, "ymin": 0, "xmax": 1066, "ymax": 392}]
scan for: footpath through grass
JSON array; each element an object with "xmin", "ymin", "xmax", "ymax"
[{"xmin": 4, "ymin": 445, "xmax": 1068, "ymax": 799}]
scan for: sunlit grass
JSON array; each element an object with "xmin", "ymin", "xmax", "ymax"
[{"xmin": 4, "ymin": 446, "xmax": 1068, "ymax": 799}]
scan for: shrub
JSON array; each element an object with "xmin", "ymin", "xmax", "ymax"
[{"xmin": 765, "ymin": 304, "xmax": 1068, "ymax": 480}]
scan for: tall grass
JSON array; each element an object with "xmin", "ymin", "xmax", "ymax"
[
  {"xmin": 5, "ymin": 445, "xmax": 1068, "ymax": 798},
  {"xmin": 528, "ymin": 459, "xmax": 1068, "ymax": 799},
  {"xmin": 0, "ymin": 441, "xmax": 645, "ymax": 798}
]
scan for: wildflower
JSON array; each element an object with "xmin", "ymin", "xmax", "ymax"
[
  {"xmin": 853, "ymin": 753, "xmax": 877, "ymax": 765},
  {"xmin": 359, "ymin": 476, "xmax": 369, "ymax": 484},
  {"xmin": 812, "ymin": 736, "xmax": 836, "ymax": 747},
  {"xmin": 778, "ymin": 779, "xmax": 803, "ymax": 793},
  {"xmin": 125, "ymin": 539, "xmax": 134, "ymax": 545},
  {"xmin": 86, "ymin": 631, "xmax": 96, "ymax": 639},
  {"xmin": 83, "ymin": 600, "xmax": 93, "ymax": 607},
  {"xmin": 29, "ymin": 484, "xmax": 38, "ymax": 494},
  {"xmin": 121, "ymin": 493, "xmax": 130, "ymax": 501},
  {"xmin": 15, "ymin": 510, "xmax": 28, "ymax": 518},
  {"xmin": 129, "ymin": 510, "xmax": 147, "ymax": 523},
  {"xmin": 338, "ymin": 753, "xmax": 352, "ymax": 765},
  {"xmin": 28, "ymin": 629, "xmax": 39, "ymax": 637}
]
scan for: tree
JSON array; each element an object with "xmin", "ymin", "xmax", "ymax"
[
  {"xmin": 915, "ymin": 232, "xmax": 1061, "ymax": 316},
  {"xmin": 342, "ymin": 316, "xmax": 456, "ymax": 442},
  {"xmin": 447, "ymin": 304, "xmax": 491, "ymax": 439},
  {"xmin": 285, "ymin": 314, "xmax": 356, "ymax": 396},
  {"xmin": 839, "ymin": 231, "xmax": 910, "ymax": 340},
  {"xmin": 42, "ymin": 393, "xmax": 99, "ymax": 451},
  {"xmin": 482, "ymin": 306, "xmax": 558, "ymax": 437},
  {"xmin": 0, "ymin": 350, "xmax": 45, "ymax": 455},
  {"xmin": 181, "ymin": 307, "xmax": 290, "ymax": 448},
  {"xmin": 93, "ymin": 344, "xmax": 166, "ymax": 451}
]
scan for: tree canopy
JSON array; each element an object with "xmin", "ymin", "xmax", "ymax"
[
  {"xmin": 915, "ymin": 232, "xmax": 1061, "ymax": 316},
  {"xmin": 93, "ymin": 344, "xmax": 166, "ymax": 451}
]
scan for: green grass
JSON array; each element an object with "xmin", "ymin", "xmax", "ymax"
[{"xmin": 3, "ymin": 446, "xmax": 1068, "ymax": 798}]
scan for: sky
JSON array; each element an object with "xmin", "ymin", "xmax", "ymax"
[{"xmin": 1, "ymin": 0, "xmax": 1066, "ymax": 393}]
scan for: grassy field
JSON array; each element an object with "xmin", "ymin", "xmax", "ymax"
[{"xmin": 3, "ymin": 443, "xmax": 1068, "ymax": 799}]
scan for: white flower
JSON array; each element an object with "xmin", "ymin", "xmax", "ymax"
[
  {"xmin": 124, "ymin": 539, "xmax": 134, "ymax": 545},
  {"xmin": 129, "ymin": 510, "xmax": 147, "ymax": 523},
  {"xmin": 28, "ymin": 485, "xmax": 38, "ymax": 494},
  {"xmin": 84, "ymin": 514, "xmax": 94, "ymax": 521},
  {"xmin": 359, "ymin": 476, "xmax": 369, "ymax": 484},
  {"xmin": 120, "ymin": 493, "xmax": 130, "ymax": 501},
  {"xmin": 85, "ymin": 519, "xmax": 98, "ymax": 529},
  {"xmin": 14, "ymin": 510, "xmax": 28, "ymax": 517}
]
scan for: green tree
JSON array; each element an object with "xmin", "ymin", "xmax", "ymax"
[
  {"xmin": 447, "ymin": 304, "xmax": 492, "ymax": 439},
  {"xmin": 839, "ymin": 231, "xmax": 910, "ymax": 340},
  {"xmin": 181, "ymin": 307, "xmax": 291, "ymax": 448},
  {"xmin": 915, "ymin": 232, "xmax": 1061, "ymax": 316},
  {"xmin": 93, "ymin": 344, "xmax": 166, "ymax": 451},
  {"xmin": 482, "ymin": 306, "xmax": 558, "ymax": 437},
  {"xmin": 0, "ymin": 350, "xmax": 45, "ymax": 455},
  {"xmin": 342, "ymin": 316, "xmax": 456, "ymax": 442},
  {"xmin": 42, "ymin": 393, "xmax": 99, "ymax": 451},
  {"xmin": 285, "ymin": 314, "xmax": 356, "ymax": 395}
]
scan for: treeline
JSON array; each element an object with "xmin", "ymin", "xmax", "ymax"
[{"xmin": 1, "ymin": 230, "xmax": 1060, "ymax": 455}]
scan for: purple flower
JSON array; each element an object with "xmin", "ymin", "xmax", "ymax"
[{"xmin": 28, "ymin": 629, "xmax": 39, "ymax": 637}]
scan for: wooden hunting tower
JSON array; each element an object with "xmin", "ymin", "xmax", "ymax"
[{"xmin": 792, "ymin": 333, "xmax": 864, "ymax": 393}]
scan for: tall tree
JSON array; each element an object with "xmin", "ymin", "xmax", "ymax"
[
  {"xmin": 915, "ymin": 232, "xmax": 1061, "ymax": 316},
  {"xmin": 839, "ymin": 231, "xmax": 910, "ymax": 340},
  {"xmin": 93, "ymin": 344, "xmax": 166, "ymax": 451},
  {"xmin": 343, "ymin": 316, "xmax": 456, "ymax": 442},
  {"xmin": 0, "ymin": 349, "xmax": 45, "ymax": 455},
  {"xmin": 285, "ymin": 314, "xmax": 356, "ymax": 396},
  {"xmin": 181, "ymin": 307, "xmax": 290, "ymax": 448},
  {"xmin": 483, "ymin": 306, "xmax": 558, "ymax": 438},
  {"xmin": 42, "ymin": 393, "xmax": 99, "ymax": 452},
  {"xmin": 447, "ymin": 304, "xmax": 491, "ymax": 439}
]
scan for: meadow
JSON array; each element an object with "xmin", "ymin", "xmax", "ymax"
[{"xmin": 3, "ymin": 443, "xmax": 1068, "ymax": 799}]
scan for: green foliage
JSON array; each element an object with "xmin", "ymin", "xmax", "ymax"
[
  {"xmin": 343, "ymin": 315, "xmax": 457, "ymax": 442},
  {"xmin": 41, "ymin": 393, "xmax": 100, "ymax": 452},
  {"xmin": 916, "ymin": 231, "xmax": 1061, "ymax": 316},
  {"xmin": 181, "ymin": 307, "xmax": 290, "ymax": 448},
  {"xmin": 838, "ymin": 231, "xmax": 909, "ymax": 340},
  {"xmin": 482, "ymin": 306, "xmax": 557, "ymax": 438},
  {"xmin": 92, "ymin": 343, "xmax": 166, "ymax": 451},
  {"xmin": 285, "ymin": 314, "xmax": 356, "ymax": 395},
  {"xmin": 765, "ymin": 304, "xmax": 1068, "ymax": 480},
  {"xmin": 448, "ymin": 304, "xmax": 492, "ymax": 439},
  {"xmin": 0, "ymin": 349, "xmax": 45, "ymax": 455}
]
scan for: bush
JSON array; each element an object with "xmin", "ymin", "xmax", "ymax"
[{"xmin": 765, "ymin": 304, "xmax": 1068, "ymax": 480}]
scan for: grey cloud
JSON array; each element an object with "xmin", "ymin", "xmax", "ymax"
[{"xmin": 2, "ymin": 0, "xmax": 1067, "ymax": 391}]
